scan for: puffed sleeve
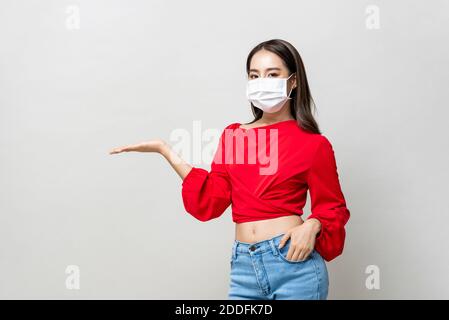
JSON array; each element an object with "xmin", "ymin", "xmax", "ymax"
[
  {"xmin": 181, "ymin": 125, "xmax": 232, "ymax": 222},
  {"xmin": 306, "ymin": 136, "xmax": 350, "ymax": 262}
]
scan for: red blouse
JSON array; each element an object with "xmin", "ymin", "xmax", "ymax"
[{"xmin": 181, "ymin": 119, "xmax": 350, "ymax": 261}]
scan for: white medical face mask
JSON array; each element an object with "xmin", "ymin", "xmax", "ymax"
[{"xmin": 246, "ymin": 73, "xmax": 295, "ymax": 113}]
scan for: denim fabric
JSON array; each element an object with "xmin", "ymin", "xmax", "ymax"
[{"xmin": 228, "ymin": 233, "xmax": 329, "ymax": 300}]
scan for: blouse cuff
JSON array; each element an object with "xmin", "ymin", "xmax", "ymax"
[
  {"xmin": 182, "ymin": 167, "xmax": 208, "ymax": 191},
  {"xmin": 307, "ymin": 215, "xmax": 325, "ymax": 242}
]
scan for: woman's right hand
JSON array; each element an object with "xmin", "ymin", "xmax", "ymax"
[
  {"xmin": 109, "ymin": 139, "xmax": 167, "ymax": 155},
  {"xmin": 109, "ymin": 138, "xmax": 192, "ymax": 180}
]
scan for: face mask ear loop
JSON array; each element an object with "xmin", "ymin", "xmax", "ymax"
[{"xmin": 286, "ymin": 73, "xmax": 295, "ymax": 99}]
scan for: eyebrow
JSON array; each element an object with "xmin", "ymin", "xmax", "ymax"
[{"xmin": 249, "ymin": 67, "xmax": 281, "ymax": 73}]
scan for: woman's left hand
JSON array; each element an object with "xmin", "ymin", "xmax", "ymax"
[{"xmin": 278, "ymin": 218, "xmax": 322, "ymax": 262}]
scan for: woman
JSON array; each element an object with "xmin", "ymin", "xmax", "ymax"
[{"xmin": 109, "ymin": 39, "xmax": 350, "ymax": 300}]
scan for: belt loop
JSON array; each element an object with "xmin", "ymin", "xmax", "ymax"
[
  {"xmin": 232, "ymin": 241, "xmax": 237, "ymax": 259},
  {"xmin": 268, "ymin": 239, "xmax": 278, "ymax": 256}
]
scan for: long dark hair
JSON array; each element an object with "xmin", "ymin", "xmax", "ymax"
[{"xmin": 245, "ymin": 39, "xmax": 321, "ymax": 134}]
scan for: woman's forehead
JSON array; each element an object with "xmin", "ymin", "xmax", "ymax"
[{"xmin": 250, "ymin": 50, "xmax": 286, "ymax": 71}]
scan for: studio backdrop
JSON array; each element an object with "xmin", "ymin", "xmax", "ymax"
[{"xmin": 1, "ymin": 0, "xmax": 448, "ymax": 299}]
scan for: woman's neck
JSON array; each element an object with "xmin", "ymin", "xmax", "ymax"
[{"xmin": 258, "ymin": 105, "xmax": 294, "ymax": 124}]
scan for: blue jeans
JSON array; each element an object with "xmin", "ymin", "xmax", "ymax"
[{"xmin": 228, "ymin": 233, "xmax": 329, "ymax": 300}]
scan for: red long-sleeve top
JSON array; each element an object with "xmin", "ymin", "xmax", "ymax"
[{"xmin": 181, "ymin": 119, "xmax": 350, "ymax": 261}]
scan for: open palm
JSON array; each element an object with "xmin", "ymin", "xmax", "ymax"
[{"xmin": 109, "ymin": 139, "xmax": 166, "ymax": 154}]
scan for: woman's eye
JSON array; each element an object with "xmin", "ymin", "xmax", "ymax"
[{"xmin": 249, "ymin": 73, "xmax": 278, "ymax": 79}]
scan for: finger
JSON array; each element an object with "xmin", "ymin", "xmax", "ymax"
[
  {"xmin": 296, "ymin": 249, "xmax": 305, "ymax": 261},
  {"xmin": 293, "ymin": 249, "xmax": 302, "ymax": 261},
  {"xmin": 111, "ymin": 147, "xmax": 128, "ymax": 154},
  {"xmin": 278, "ymin": 231, "xmax": 291, "ymax": 249},
  {"xmin": 120, "ymin": 145, "xmax": 134, "ymax": 152},
  {"xmin": 109, "ymin": 148, "xmax": 122, "ymax": 154},
  {"xmin": 286, "ymin": 246, "xmax": 295, "ymax": 261},
  {"xmin": 297, "ymin": 248, "xmax": 310, "ymax": 261},
  {"xmin": 112, "ymin": 145, "xmax": 135, "ymax": 154}
]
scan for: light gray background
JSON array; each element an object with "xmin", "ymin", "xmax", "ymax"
[{"xmin": 1, "ymin": 0, "xmax": 448, "ymax": 299}]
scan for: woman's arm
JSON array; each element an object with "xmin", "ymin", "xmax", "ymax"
[
  {"xmin": 306, "ymin": 135, "xmax": 351, "ymax": 262},
  {"xmin": 159, "ymin": 141, "xmax": 193, "ymax": 180},
  {"xmin": 109, "ymin": 127, "xmax": 233, "ymax": 222}
]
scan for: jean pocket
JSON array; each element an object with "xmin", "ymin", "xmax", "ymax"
[{"xmin": 276, "ymin": 239, "xmax": 313, "ymax": 264}]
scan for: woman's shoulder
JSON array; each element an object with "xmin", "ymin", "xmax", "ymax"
[
  {"xmin": 292, "ymin": 125, "xmax": 335, "ymax": 150},
  {"xmin": 305, "ymin": 131, "xmax": 333, "ymax": 148},
  {"xmin": 223, "ymin": 122, "xmax": 241, "ymax": 130},
  {"xmin": 215, "ymin": 122, "xmax": 240, "ymax": 140}
]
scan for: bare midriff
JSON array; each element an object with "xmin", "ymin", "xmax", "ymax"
[{"xmin": 234, "ymin": 215, "xmax": 304, "ymax": 243}]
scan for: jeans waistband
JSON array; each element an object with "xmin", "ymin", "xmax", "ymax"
[{"xmin": 232, "ymin": 233, "xmax": 285, "ymax": 259}]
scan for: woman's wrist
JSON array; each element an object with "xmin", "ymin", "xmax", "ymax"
[
  {"xmin": 158, "ymin": 140, "xmax": 170, "ymax": 157},
  {"xmin": 305, "ymin": 218, "xmax": 321, "ymax": 234}
]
